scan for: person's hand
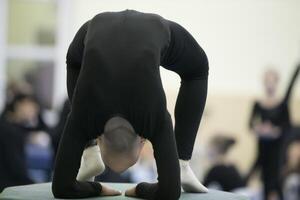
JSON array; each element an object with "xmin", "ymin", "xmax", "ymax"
[
  {"xmin": 100, "ymin": 185, "xmax": 122, "ymax": 196},
  {"xmin": 255, "ymin": 122, "xmax": 281, "ymax": 139},
  {"xmin": 125, "ymin": 186, "xmax": 137, "ymax": 197}
]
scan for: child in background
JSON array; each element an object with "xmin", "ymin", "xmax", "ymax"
[{"xmin": 204, "ymin": 134, "xmax": 246, "ymax": 191}]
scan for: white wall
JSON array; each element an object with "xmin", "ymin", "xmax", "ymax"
[{"xmin": 66, "ymin": 0, "xmax": 300, "ymax": 98}]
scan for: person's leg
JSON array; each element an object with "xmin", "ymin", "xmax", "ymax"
[
  {"xmin": 174, "ymin": 79, "xmax": 208, "ymax": 192},
  {"xmin": 262, "ymin": 140, "xmax": 281, "ymax": 200}
]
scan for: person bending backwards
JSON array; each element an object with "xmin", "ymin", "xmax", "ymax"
[{"xmin": 52, "ymin": 9, "xmax": 209, "ymax": 199}]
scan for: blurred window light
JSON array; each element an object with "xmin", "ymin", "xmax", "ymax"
[
  {"xmin": 8, "ymin": 0, "xmax": 57, "ymax": 46},
  {"xmin": 6, "ymin": 59, "xmax": 55, "ymax": 109}
]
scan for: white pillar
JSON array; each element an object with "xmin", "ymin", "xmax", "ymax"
[
  {"xmin": 0, "ymin": 0, "xmax": 8, "ymax": 111},
  {"xmin": 53, "ymin": 0, "xmax": 72, "ymax": 109}
]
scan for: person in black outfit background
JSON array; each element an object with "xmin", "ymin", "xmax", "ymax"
[
  {"xmin": 52, "ymin": 9, "xmax": 209, "ymax": 199},
  {"xmin": 0, "ymin": 94, "xmax": 48, "ymax": 191},
  {"xmin": 0, "ymin": 117, "xmax": 34, "ymax": 191},
  {"xmin": 204, "ymin": 135, "xmax": 246, "ymax": 192},
  {"xmin": 248, "ymin": 65, "xmax": 300, "ymax": 200}
]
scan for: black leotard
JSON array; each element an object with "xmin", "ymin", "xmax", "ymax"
[
  {"xmin": 249, "ymin": 66, "xmax": 300, "ymax": 131},
  {"xmin": 52, "ymin": 9, "xmax": 208, "ymax": 199}
]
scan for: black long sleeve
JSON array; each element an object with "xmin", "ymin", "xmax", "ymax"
[
  {"xmin": 52, "ymin": 110, "xmax": 102, "ymax": 198},
  {"xmin": 52, "ymin": 21, "xmax": 102, "ymax": 198}
]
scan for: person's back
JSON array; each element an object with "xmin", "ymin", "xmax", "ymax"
[
  {"xmin": 83, "ymin": 10, "xmax": 168, "ymax": 87},
  {"xmin": 73, "ymin": 10, "xmax": 172, "ymax": 137}
]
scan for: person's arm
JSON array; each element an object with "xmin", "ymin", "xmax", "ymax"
[
  {"xmin": 282, "ymin": 64, "xmax": 300, "ymax": 103},
  {"xmin": 52, "ymin": 108, "xmax": 102, "ymax": 198},
  {"xmin": 135, "ymin": 113, "xmax": 181, "ymax": 200},
  {"xmin": 249, "ymin": 102, "xmax": 259, "ymax": 130},
  {"xmin": 66, "ymin": 21, "xmax": 90, "ymax": 103},
  {"xmin": 52, "ymin": 20, "xmax": 103, "ymax": 198},
  {"xmin": 160, "ymin": 19, "xmax": 208, "ymax": 160},
  {"xmin": 245, "ymin": 155, "xmax": 261, "ymax": 183}
]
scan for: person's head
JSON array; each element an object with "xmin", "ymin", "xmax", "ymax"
[
  {"xmin": 208, "ymin": 134, "xmax": 236, "ymax": 162},
  {"xmin": 97, "ymin": 116, "xmax": 146, "ymax": 173},
  {"xmin": 6, "ymin": 94, "xmax": 40, "ymax": 124},
  {"xmin": 263, "ymin": 68, "xmax": 280, "ymax": 97}
]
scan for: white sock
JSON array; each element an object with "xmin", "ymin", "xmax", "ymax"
[
  {"xmin": 179, "ymin": 159, "xmax": 208, "ymax": 193},
  {"xmin": 76, "ymin": 145, "xmax": 105, "ymax": 181}
]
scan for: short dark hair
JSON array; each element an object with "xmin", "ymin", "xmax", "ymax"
[
  {"xmin": 103, "ymin": 125, "xmax": 138, "ymax": 154},
  {"xmin": 3, "ymin": 93, "xmax": 38, "ymax": 115},
  {"xmin": 211, "ymin": 135, "xmax": 236, "ymax": 155}
]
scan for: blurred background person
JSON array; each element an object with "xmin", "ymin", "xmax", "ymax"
[
  {"xmin": 0, "ymin": 94, "xmax": 34, "ymax": 192},
  {"xmin": 203, "ymin": 134, "xmax": 246, "ymax": 192},
  {"xmin": 247, "ymin": 66, "xmax": 300, "ymax": 200},
  {"xmin": 0, "ymin": 85, "xmax": 53, "ymax": 189},
  {"xmin": 0, "ymin": 91, "xmax": 52, "ymax": 191}
]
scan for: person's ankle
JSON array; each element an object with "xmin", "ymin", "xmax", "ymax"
[{"xmin": 179, "ymin": 159, "xmax": 190, "ymax": 168}]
